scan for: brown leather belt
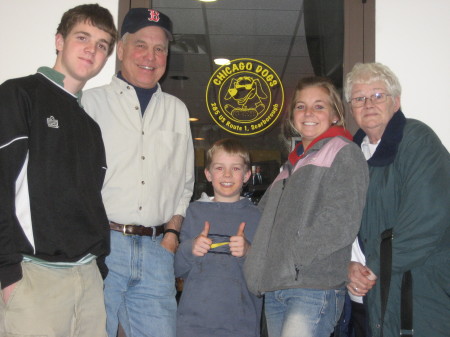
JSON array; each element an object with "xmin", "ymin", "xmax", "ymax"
[{"xmin": 109, "ymin": 222, "xmax": 165, "ymax": 237}]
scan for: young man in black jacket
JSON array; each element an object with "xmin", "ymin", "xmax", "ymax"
[{"xmin": 0, "ymin": 4, "xmax": 116, "ymax": 336}]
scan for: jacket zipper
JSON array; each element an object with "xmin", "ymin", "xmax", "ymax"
[
  {"xmin": 257, "ymin": 164, "xmax": 290, "ymax": 293},
  {"xmin": 295, "ymin": 264, "xmax": 300, "ymax": 281}
]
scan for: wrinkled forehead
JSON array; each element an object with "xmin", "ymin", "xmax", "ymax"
[
  {"xmin": 123, "ymin": 26, "xmax": 169, "ymax": 46},
  {"xmin": 351, "ymin": 80, "xmax": 387, "ymax": 94}
]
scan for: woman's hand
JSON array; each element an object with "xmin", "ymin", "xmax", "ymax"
[{"xmin": 347, "ymin": 261, "xmax": 377, "ymax": 296}]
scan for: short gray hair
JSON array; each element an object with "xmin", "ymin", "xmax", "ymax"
[
  {"xmin": 121, "ymin": 32, "xmax": 130, "ymax": 43},
  {"xmin": 344, "ymin": 62, "xmax": 402, "ymax": 102}
]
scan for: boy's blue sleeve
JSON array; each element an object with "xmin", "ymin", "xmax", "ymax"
[
  {"xmin": 174, "ymin": 207, "xmax": 195, "ymax": 278},
  {"xmin": 174, "ymin": 238, "xmax": 195, "ymax": 278}
]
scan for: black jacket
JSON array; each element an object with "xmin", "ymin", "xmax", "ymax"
[{"xmin": 0, "ymin": 73, "xmax": 110, "ymax": 288}]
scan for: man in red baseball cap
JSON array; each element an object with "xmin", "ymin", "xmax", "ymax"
[{"xmin": 82, "ymin": 8, "xmax": 194, "ymax": 337}]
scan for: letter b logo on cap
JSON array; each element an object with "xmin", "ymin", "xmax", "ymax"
[{"xmin": 148, "ymin": 9, "xmax": 160, "ymax": 22}]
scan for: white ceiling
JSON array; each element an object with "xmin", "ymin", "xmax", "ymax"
[{"xmin": 152, "ymin": 0, "xmax": 316, "ymax": 148}]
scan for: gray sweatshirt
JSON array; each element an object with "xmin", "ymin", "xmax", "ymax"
[
  {"xmin": 175, "ymin": 195, "xmax": 262, "ymax": 337},
  {"xmin": 244, "ymin": 136, "xmax": 369, "ymax": 295}
]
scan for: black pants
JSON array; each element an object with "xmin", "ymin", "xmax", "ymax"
[{"xmin": 350, "ymin": 300, "xmax": 369, "ymax": 337}]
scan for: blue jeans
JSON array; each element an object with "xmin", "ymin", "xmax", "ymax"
[
  {"xmin": 105, "ymin": 230, "xmax": 177, "ymax": 337},
  {"xmin": 264, "ymin": 288, "xmax": 346, "ymax": 337}
]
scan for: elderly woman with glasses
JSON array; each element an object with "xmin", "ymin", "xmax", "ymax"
[{"xmin": 345, "ymin": 62, "xmax": 450, "ymax": 337}]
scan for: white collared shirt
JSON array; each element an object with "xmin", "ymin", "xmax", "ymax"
[
  {"xmin": 350, "ymin": 135, "xmax": 380, "ymax": 303},
  {"xmin": 82, "ymin": 76, "xmax": 195, "ymax": 226}
]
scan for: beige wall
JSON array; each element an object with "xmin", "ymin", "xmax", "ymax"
[
  {"xmin": 0, "ymin": 0, "xmax": 118, "ymax": 90},
  {"xmin": 376, "ymin": 0, "xmax": 450, "ymax": 150}
]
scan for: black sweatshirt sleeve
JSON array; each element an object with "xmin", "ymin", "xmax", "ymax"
[{"xmin": 0, "ymin": 79, "xmax": 30, "ymax": 288}]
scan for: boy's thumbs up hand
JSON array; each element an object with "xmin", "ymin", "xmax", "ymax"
[
  {"xmin": 236, "ymin": 222, "xmax": 246, "ymax": 236},
  {"xmin": 200, "ymin": 221, "xmax": 210, "ymax": 237},
  {"xmin": 230, "ymin": 222, "xmax": 250, "ymax": 257},
  {"xmin": 192, "ymin": 221, "xmax": 213, "ymax": 257}
]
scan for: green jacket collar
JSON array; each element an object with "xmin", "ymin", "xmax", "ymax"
[{"xmin": 37, "ymin": 66, "xmax": 83, "ymax": 103}]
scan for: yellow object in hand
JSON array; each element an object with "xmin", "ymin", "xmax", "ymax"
[{"xmin": 210, "ymin": 242, "xmax": 230, "ymax": 249}]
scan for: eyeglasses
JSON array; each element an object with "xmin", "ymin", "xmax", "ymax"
[{"xmin": 349, "ymin": 93, "xmax": 392, "ymax": 107}]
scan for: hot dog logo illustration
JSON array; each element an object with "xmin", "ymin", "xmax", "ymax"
[{"xmin": 206, "ymin": 58, "xmax": 284, "ymax": 136}]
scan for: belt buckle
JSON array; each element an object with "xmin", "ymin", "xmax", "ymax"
[{"xmin": 122, "ymin": 224, "xmax": 132, "ymax": 236}]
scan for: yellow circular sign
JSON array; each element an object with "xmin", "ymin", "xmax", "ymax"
[{"xmin": 206, "ymin": 58, "xmax": 284, "ymax": 136}]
